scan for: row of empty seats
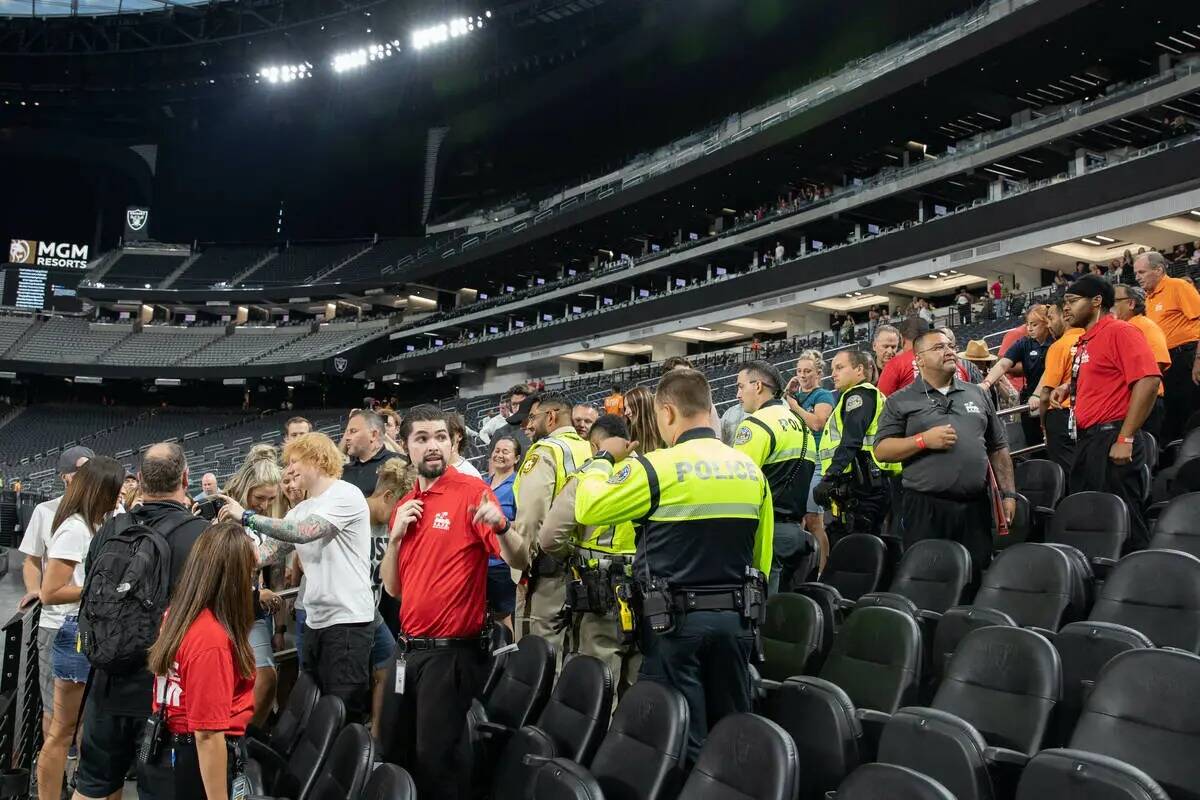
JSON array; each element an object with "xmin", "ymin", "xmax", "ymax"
[
  {"xmin": 172, "ymin": 245, "xmax": 271, "ymax": 288},
  {"xmin": 103, "ymin": 253, "xmax": 186, "ymax": 285}
]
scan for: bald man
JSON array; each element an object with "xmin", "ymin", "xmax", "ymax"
[{"xmin": 193, "ymin": 471, "xmax": 219, "ymax": 503}]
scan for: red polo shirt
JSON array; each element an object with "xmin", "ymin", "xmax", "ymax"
[
  {"xmin": 1072, "ymin": 315, "xmax": 1160, "ymax": 430},
  {"xmin": 391, "ymin": 466, "xmax": 502, "ymax": 638},
  {"xmin": 877, "ymin": 349, "xmax": 971, "ymax": 395}
]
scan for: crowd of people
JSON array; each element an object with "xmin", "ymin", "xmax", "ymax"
[{"xmin": 9, "ymin": 244, "xmax": 1199, "ymax": 800}]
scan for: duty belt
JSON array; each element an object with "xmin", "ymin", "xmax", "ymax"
[
  {"xmin": 575, "ymin": 547, "xmax": 635, "ymax": 567},
  {"xmin": 671, "ymin": 587, "xmax": 744, "ymax": 614},
  {"xmin": 395, "ymin": 633, "xmax": 488, "ymax": 654}
]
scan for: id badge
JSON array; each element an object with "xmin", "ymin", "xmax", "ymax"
[
  {"xmin": 1068, "ymin": 408, "xmax": 1077, "ymax": 441},
  {"xmin": 394, "ymin": 655, "xmax": 406, "ymax": 695},
  {"xmin": 231, "ymin": 774, "xmax": 248, "ymax": 800}
]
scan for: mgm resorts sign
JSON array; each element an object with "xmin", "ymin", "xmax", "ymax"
[{"xmin": 8, "ymin": 239, "xmax": 90, "ymax": 270}]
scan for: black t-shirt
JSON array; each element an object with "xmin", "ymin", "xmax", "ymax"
[
  {"xmin": 86, "ymin": 500, "xmax": 210, "ymax": 717},
  {"xmin": 342, "ymin": 447, "xmax": 406, "ymax": 498},
  {"xmin": 1003, "ymin": 335, "xmax": 1055, "ymax": 396}
]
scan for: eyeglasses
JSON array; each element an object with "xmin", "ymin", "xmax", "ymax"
[{"xmin": 918, "ymin": 343, "xmax": 954, "ymax": 354}]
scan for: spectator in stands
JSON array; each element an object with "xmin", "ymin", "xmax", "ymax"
[
  {"xmin": 879, "ymin": 316, "xmax": 970, "ymax": 395},
  {"xmin": 1190, "ymin": 242, "xmax": 1200, "ymax": 266},
  {"xmin": 916, "ymin": 299, "xmax": 934, "ymax": 326},
  {"xmin": 73, "ymin": 442, "xmax": 211, "ymax": 800},
  {"xmin": 1107, "ymin": 259, "xmax": 1123, "ymax": 284},
  {"xmin": 990, "ymin": 276, "xmax": 1007, "ymax": 318},
  {"xmin": 1054, "ymin": 275, "xmax": 1160, "ymax": 549},
  {"xmin": 786, "ymin": 350, "xmax": 835, "ymax": 571},
  {"xmin": 1112, "ymin": 284, "xmax": 1171, "ymax": 441},
  {"xmin": 479, "ymin": 385, "xmax": 530, "ymax": 445},
  {"xmin": 222, "ymin": 451, "xmax": 284, "ymax": 728},
  {"xmin": 624, "ymin": 386, "xmax": 664, "ymax": 453},
  {"xmin": 283, "ymin": 416, "xmax": 312, "ymax": 444},
  {"xmin": 485, "ymin": 435, "xmax": 522, "ymax": 631},
  {"xmin": 872, "ymin": 324, "xmax": 901, "ymax": 374},
  {"xmin": 841, "ymin": 314, "xmax": 856, "ymax": 343},
  {"xmin": 193, "ymin": 472, "xmax": 218, "ymax": 503},
  {"xmin": 446, "ymin": 412, "xmax": 483, "ymax": 479},
  {"xmin": 959, "ymin": 340, "xmax": 1017, "ymax": 410},
  {"xmin": 381, "ymin": 408, "xmax": 401, "ymax": 444},
  {"xmin": 571, "ymin": 403, "xmax": 599, "ymax": 438},
  {"xmin": 1054, "ymin": 269, "xmax": 1070, "ymax": 294},
  {"xmin": 603, "ymin": 384, "xmax": 626, "ymax": 416},
  {"xmin": 774, "ymin": 241, "xmax": 785, "ymax": 264},
  {"xmin": 18, "ymin": 445, "xmax": 93, "ymax": 744},
  {"xmin": 147, "ymin": 522, "xmax": 256, "ymax": 800},
  {"xmin": 122, "ymin": 470, "xmax": 138, "ymax": 499},
  {"xmin": 36, "ymin": 456, "xmax": 123, "ymax": 800},
  {"xmin": 981, "ymin": 305, "xmax": 1057, "ymax": 446},
  {"xmin": 1071, "ymin": 262, "xmax": 1086, "ymax": 281},
  {"xmin": 378, "ymin": 406, "xmax": 515, "ymax": 799},
  {"xmin": 875, "ymin": 329, "xmax": 1017, "ymax": 581},
  {"xmin": 1135, "ymin": 251, "xmax": 1200, "ymax": 444},
  {"xmin": 341, "ymin": 409, "xmax": 404, "ymax": 496},
  {"xmin": 220, "ymin": 432, "xmax": 374, "ymax": 722},
  {"xmin": 956, "ymin": 288, "xmax": 973, "ymax": 325},
  {"xmin": 1036, "ymin": 299, "xmax": 1082, "ymax": 475}
]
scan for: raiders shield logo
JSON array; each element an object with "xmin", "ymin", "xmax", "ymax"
[
  {"xmin": 333, "ymin": 356, "xmax": 349, "ymax": 373},
  {"xmin": 126, "ymin": 208, "xmax": 149, "ymax": 231}
]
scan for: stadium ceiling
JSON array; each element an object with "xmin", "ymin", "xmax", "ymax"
[{"xmin": 2, "ymin": 0, "xmax": 219, "ymax": 18}]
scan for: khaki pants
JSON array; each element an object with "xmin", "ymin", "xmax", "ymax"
[
  {"xmin": 516, "ymin": 572, "xmax": 567, "ymax": 664},
  {"xmin": 575, "ymin": 610, "xmax": 641, "ymax": 703}
]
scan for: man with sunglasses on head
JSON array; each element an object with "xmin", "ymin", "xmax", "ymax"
[{"xmin": 875, "ymin": 329, "xmax": 1017, "ymax": 583}]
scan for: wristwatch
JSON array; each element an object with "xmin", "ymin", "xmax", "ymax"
[
  {"xmin": 1001, "ymin": 491, "xmax": 1019, "ymax": 500},
  {"xmin": 495, "ymin": 518, "xmax": 511, "ymax": 536},
  {"xmin": 242, "ymin": 509, "xmax": 256, "ymax": 529}
]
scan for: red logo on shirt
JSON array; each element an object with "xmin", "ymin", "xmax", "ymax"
[{"xmin": 432, "ymin": 511, "xmax": 451, "ymax": 530}]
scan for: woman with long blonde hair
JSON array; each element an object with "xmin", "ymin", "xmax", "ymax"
[
  {"xmin": 623, "ymin": 386, "xmax": 663, "ymax": 453},
  {"xmin": 148, "ymin": 522, "xmax": 257, "ymax": 800}
]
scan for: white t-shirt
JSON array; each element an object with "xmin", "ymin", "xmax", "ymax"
[
  {"xmin": 18, "ymin": 496, "xmax": 65, "ymax": 630},
  {"xmin": 45, "ymin": 513, "xmax": 93, "ymax": 620},
  {"xmin": 454, "ymin": 457, "xmax": 483, "ymax": 480},
  {"xmin": 287, "ymin": 479, "xmax": 373, "ymax": 629}
]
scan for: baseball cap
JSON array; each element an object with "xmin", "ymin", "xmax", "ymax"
[
  {"xmin": 506, "ymin": 395, "xmax": 538, "ymax": 426},
  {"xmin": 57, "ymin": 445, "xmax": 95, "ymax": 476},
  {"xmin": 1065, "ymin": 274, "xmax": 1114, "ymax": 307}
]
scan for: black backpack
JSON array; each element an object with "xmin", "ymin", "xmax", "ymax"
[{"xmin": 78, "ymin": 513, "xmax": 187, "ymax": 673}]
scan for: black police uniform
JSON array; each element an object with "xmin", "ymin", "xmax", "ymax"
[{"xmin": 817, "ymin": 385, "xmax": 892, "ymax": 536}]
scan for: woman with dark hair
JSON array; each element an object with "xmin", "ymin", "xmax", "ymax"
[
  {"xmin": 485, "ymin": 435, "xmax": 522, "ymax": 630},
  {"xmin": 36, "ymin": 456, "xmax": 125, "ymax": 800},
  {"xmin": 148, "ymin": 521, "xmax": 257, "ymax": 800},
  {"xmin": 623, "ymin": 386, "xmax": 663, "ymax": 453}
]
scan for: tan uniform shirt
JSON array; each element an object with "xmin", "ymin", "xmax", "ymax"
[
  {"xmin": 538, "ymin": 478, "xmax": 583, "ymax": 559},
  {"xmin": 510, "ymin": 425, "xmax": 576, "ymax": 572}
]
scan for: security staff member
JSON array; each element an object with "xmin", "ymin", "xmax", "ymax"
[
  {"xmin": 538, "ymin": 414, "xmax": 641, "ymax": 698},
  {"xmin": 1050, "ymin": 275, "xmax": 1160, "ymax": 550},
  {"xmin": 1036, "ymin": 301, "xmax": 1081, "ymax": 475},
  {"xmin": 1136, "ymin": 251, "xmax": 1200, "ymax": 443},
  {"xmin": 733, "ymin": 360, "xmax": 817, "ymax": 592},
  {"xmin": 510, "ymin": 393, "xmax": 593, "ymax": 651},
  {"xmin": 815, "ymin": 350, "xmax": 900, "ymax": 536},
  {"xmin": 574, "ymin": 368, "xmax": 772, "ymax": 762},
  {"xmin": 875, "ymin": 329, "xmax": 1017, "ymax": 580},
  {"xmin": 1112, "ymin": 283, "xmax": 1171, "ymax": 441}
]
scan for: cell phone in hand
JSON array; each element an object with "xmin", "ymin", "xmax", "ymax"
[{"xmin": 196, "ymin": 497, "xmax": 226, "ymax": 521}]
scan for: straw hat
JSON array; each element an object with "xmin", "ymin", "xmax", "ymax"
[{"xmin": 958, "ymin": 340, "xmax": 997, "ymax": 363}]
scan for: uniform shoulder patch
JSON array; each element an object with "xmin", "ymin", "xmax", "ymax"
[
  {"xmin": 521, "ymin": 453, "xmax": 540, "ymax": 474},
  {"xmin": 734, "ymin": 425, "xmax": 753, "ymax": 445},
  {"xmin": 607, "ymin": 464, "xmax": 632, "ymax": 484},
  {"xmin": 845, "ymin": 394, "xmax": 864, "ymax": 412}
]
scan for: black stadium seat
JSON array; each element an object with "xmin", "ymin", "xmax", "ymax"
[
  {"xmin": 1052, "ymin": 622, "xmax": 1153, "ymax": 744},
  {"xmin": 819, "ymin": 534, "xmax": 890, "ymax": 602},
  {"xmin": 246, "ymin": 694, "xmax": 346, "ymax": 800},
  {"xmin": 857, "ymin": 539, "xmax": 971, "ymax": 618},
  {"xmin": 305, "ymin": 724, "xmax": 374, "ymax": 800},
  {"xmin": 760, "ymin": 592, "xmax": 824, "ymax": 682},
  {"xmin": 1015, "ymin": 749, "xmax": 1170, "ymax": 800},
  {"xmin": 1067, "ymin": 649, "xmax": 1200, "ymax": 800},
  {"xmin": 583, "ymin": 680, "xmax": 688, "ymax": 800},
  {"xmin": 532, "ymin": 758, "xmax": 604, "ymax": 800},
  {"xmin": 1045, "ymin": 491, "xmax": 1131, "ymax": 566},
  {"xmin": 930, "ymin": 606, "xmax": 1017, "ymax": 687},
  {"xmin": 878, "ymin": 626, "xmax": 1061, "ymax": 800},
  {"xmin": 246, "ymin": 671, "xmax": 320, "ymax": 788},
  {"xmin": 677, "ymin": 713, "xmax": 798, "ymax": 800},
  {"xmin": 1148, "ymin": 492, "xmax": 1200, "ymax": 557},
  {"xmin": 833, "ymin": 763, "xmax": 956, "ymax": 800},
  {"xmin": 1088, "ymin": 549, "xmax": 1200, "ymax": 650},
  {"xmin": 361, "ymin": 764, "xmax": 417, "ymax": 800},
  {"xmin": 1016, "ymin": 458, "xmax": 1066, "ymax": 535}
]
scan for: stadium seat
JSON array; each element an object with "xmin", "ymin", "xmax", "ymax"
[
  {"xmin": 676, "ymin": 713, "xmax": 798, "ymax": 800},
  {"xmin": 532, "ymin": 758, "xmax": 604, "ymax": 800},
  {"xmin": 246, "ymin": 672, "xmax": 320, "ymax": 788},
  {"xmin": 580, "ymin": 680, "xmax": 689, "ymax": 800},
  {"xmin": 305, "ymin": 724, "xmax": 374, "ymax": 800},
  {"xmin": 1043, "ymin": 543, "xmax": 1096, "ymax": 619},
  {"xmin": 361, "ymin": 764, "xmax": 417, "ymax": 800},
  {"xmin": 1051, "ymin": 622, "xmax": 1153, "ymax": 745},
  {"xmin": 1015, "ymin": 749, "xmax": 1170, "ymax": 800},
  {"xmin": 760, "ymin": 592, "xmax": 824, "ymax": 682},
  {"xmin": 246, "ymin": 695, "xmax": 345, "ymax": 800},
  {"xmin": 791, "ymin": 583, "xmax": 841, "ymax": 664},
  {"xmin": 1067, "ymin": 649, "xmax": 1200, "ymax": 799},
  {"xmin": 856, "ymin": 539, "xmax": 971, "ymax": 618},
  {"xmin": 878, "ymin": 626, "xmax": 1061, "ymax": 800},
  {"xmin": 929, "ymin": 606, "xmax": 1017, "ymax": 687},
  {"xmin": 483, "ymin": 620, "xmax": 516, "ymax": 699},
  {"xmin": 1148, "ymin": 492, "xmax": 1200, "ymax": 557},
  {"xmin": 1016, "ymin": 458, "xmax": 1066, "ymax": 533},
  {"xmin": 490, "ymin": 655, "xmax": 613, "ymax": 800},
  {"xmin": 1045, "ymin": 491, "xmax": 1130, "ymax": 566},
  {"xmin": 819, "ymin": 534, "xmax": 890, "ymax": 602},
  {"xmin": 1087, "ymin": 549, "xmax": 1200, "ymax": 650},
  {"xmin": 767, "ymin": 606, "xmax": 922, "ymax": 799},
  {"xmin": 832, "ymin": 763, "xmax": 957, "ymax": 800}
]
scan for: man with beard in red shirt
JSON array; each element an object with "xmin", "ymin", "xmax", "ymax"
[
  {"xmin": 378, "ymin": 405, "xmax": 521, "ymax": 798},
  {"xmin": 878, "ymin": 316, "xmax": 974, "ymax": 396}
]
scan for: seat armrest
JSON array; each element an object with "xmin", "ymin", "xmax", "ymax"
[
  {"xmin": 1091, "ymin": 557, "xmax": 1118, "ymax": 569},
  {"xmin": 837, "ymin": 597, "xmax": 857, "ymax": 611},
  {"xmin": 1026, "ymin": 626, "xmax": 1057, "ymax": 641},
  {"xmin": 984, "ymin": 746, "xmax": 1030, "ymax": 767},
  {"xmin": 854, "ymin": 709, "xmax": 892, "ymax": 726},
  {"xmin": 476, "ymin": 721, "xmax": 514, "ymax": 740},
  {"xmin": 1034, "ymin": 505, "xmax": 1055, "ymax": 517},
  {"xmin": 916, "ymin": 609, "xmax": 943, "ymax": 623},
  {"xmin": 758, "ymin": 677, "xmax": 783, "ymax": 692},
  {"xmin": 521, "ymin": 755, "xmax": 553, "ymax": 768},
  {"xmin": 244, "ymin": 739, "xmax": 284, "ymax": 767}
]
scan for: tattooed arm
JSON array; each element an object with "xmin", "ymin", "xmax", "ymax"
[{"xmin": 251, "ymin": 513, "xmax": 340, "ymax": 566}]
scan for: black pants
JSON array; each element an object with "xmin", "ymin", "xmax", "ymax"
[
  {"xmin": 958, "ymin": 305, "xmax": 971, "ymax": 325},
  {"xmin": 639, "ymin": 610, "xmax": 754, "ymax": 764},
  {"xmin": 379, "ymin": 644, "xmax": 487, "ymax": 799},
  {"xmin": 900, "ymin": 490, "xmax": 994, "ymax": 589},
  {"xmin": 1162, "ymin": 343, "xmax": 1198, "ymax": 444},
  {"xmin": 1142, "ymin": 397, "xmax": 1165, "ymax": 444},
  {"xmin": 1070, "ymin": 424, "xmax": 1149, "ymax": 551},
  {"xmin": 75, "ymin": 703, "xmax": 174, "ymax": 800},
  {"xmin": 301, "ymin": 620, "xmax": 374, "ymax": 723},
  {"xmin": 158, "ymin": 739, "xmax": 239, "ymax": 800},
  {"xmin": 1019, "ymin": 391, "xmax": 1044, "ymax": 448},
  {"xmin": 1043, "ymin": 408, "xmax": 1076, "ymax": 476}
]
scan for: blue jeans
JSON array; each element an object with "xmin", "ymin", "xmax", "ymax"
[{"xmin": 51, "ymin": 615, "xmax": 90, "ymax": 684}]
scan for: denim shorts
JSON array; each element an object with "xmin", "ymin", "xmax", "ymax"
[
  {"xmin": 370, "ymin": 617, "xmax": 395, "ymax": 671},
  {"xmin": 250, "ymin": 615, "xmax": 277, "ymax": 669},
  {"xmin": 806, "ymin": 458, "xmax": 824, "ymax": 514},
  {"xmin": 52, "ymin": 616, "xmax": 91, "ymax": 684}
]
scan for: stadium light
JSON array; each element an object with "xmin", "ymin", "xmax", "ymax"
[
  {"xmin": 411, "ymin": 11, "xmax": 489, "ymax": 51},
  {"xmin": 258, "ymin": 62, "xmax": 313, "ymax": 84},
  {"xmin": 332, "ymin": 40, "xmax": 401, "ymax": 73}
]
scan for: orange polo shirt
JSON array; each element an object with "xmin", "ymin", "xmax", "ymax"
[
  {"xmin": 1127, "ymin": 314, "xmax": 1170, "ymax": 396},
  {"xmin": 1146, "ymin": 276, "xmax": 1200, "ymax": 349},
  {"xmin": 1037, "ymin": 327, "xmax": 1084, "ymax": 408}
]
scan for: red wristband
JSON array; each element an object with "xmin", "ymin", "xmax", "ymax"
[
  {"xmin": 1118, "ymin": 435, "xmax": 1135, "ymax": 444},
  {"xmin": 914, "ymin": 433, "xmax": 926, "ymax": 450}
]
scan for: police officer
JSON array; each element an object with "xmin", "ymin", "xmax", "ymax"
[
  {"xmin": 510, "ymin": 393, "xmax": 594, "ymax": 652},
  {"xmin": 815, "ymin": 350, "xmax": 900, "ymax": 537},
  {"xmin": 537, "ymin": 414, "xmax": 641, "ymax": 698},
  {"xmin": 874, "ymin": 329, "xmax": 1017, "ymax": 580},
  {"xmin": 733, "ymin": 360, "xmax": 817, "ymax": 592},
  {"xmin": 575, "ymin": 368, "xmax": 773, "ymax": 762}
]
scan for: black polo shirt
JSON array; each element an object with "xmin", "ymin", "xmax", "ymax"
[
  {"xmin": 876, "ymin": 376, "xmax": 1008, "ymax": 498},
  {"xmin": 1003, "ymin": 334, "xmax": 1056, "ymax": 395},
  {"xmin": 342, "ymin": 446, "xmax": 407, "ymax": 497}
]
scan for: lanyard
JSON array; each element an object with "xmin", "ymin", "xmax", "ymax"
[{"xmin": 1067, "ymin": 336, "xmax": 1089, "ymax": 439}]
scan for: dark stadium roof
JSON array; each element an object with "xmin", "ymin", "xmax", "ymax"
[{"xmin": 1, "ymin": 0, "xmax": 218, "ymax": 16}]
